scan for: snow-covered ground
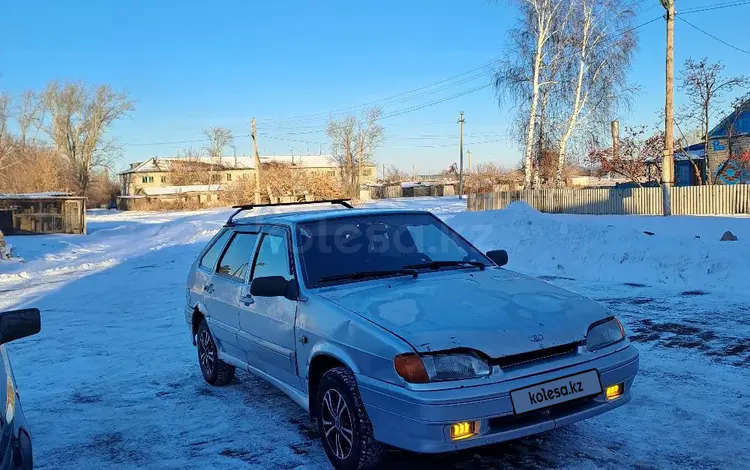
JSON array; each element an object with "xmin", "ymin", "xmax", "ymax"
[{"xmin": 1, "ymin": 197, "xmax": 748, "ymax": 469}]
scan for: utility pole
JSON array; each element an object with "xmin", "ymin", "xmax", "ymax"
[
  {"xmin": 661, "ymin": 0, "xmax": 675, "ymax": 215},
  {"xmin": 382, "ymin": 163, "xmax": 385, "ymax": 183},
  {"xmin": 251, "ymin": 118, "xmax": 262, "ymax": 204},
  {"xmin": 611, "ymin": 120, "xmax": 620, "ymax": 161},
  {"xmin": 458, "ymin": 111, "xmax": 465, "ymax": 199},
  {"xmin": 467, "ymin": 149, "xmax": 472, "ymax": 173}
]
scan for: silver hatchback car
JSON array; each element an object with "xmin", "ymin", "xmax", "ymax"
[{"xmin": 185, "ymin": 200, "xmax": 639, "ymax": 470}]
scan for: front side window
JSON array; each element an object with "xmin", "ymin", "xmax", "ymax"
[
  {"xmin": 252, "ymin": 234, "xmax": 292, "ymax": 281},
  {"xmin": 297, "ymin": 213, "xmax": 487, "ymax": 287},
  {"xmin": 199, "ymin": 229, "xmax": 233, "ymax": 271},
  {"xmin": 216, "ymin": 232, "xmax": 259, "ymax": 281}
]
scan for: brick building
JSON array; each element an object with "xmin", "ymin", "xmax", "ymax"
[
  {"xmin": 705, "ymin": 99, "xmax": 750, "ymax": 184},
  {"xmin": 119, "ymin": 155, "xmax": 378, "ymax": 197}
]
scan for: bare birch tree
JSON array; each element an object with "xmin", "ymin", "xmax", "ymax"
[
  {"xmin": 679, "ymin": 58, "xmax": 750, "ymax": 183},
  {"xmin": 203, "ymin": 127, "xmax": 233, "ymax": 188},
  {"xmin": 554, "ymin": 0, "xmax": 636, "ymax": 187},
  {"xmin": 43, "ymin": 81, "xmax": 134, "ymax": 195},
  {"xmin": 327, "ymin": 107, "xmax": 384, "ymax": 198},
  {"xmin": 496, "ymin": 0, "xmax": 573, "ymax": 188}
]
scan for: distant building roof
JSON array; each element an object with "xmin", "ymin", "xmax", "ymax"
[
  {"xmin": 708, "ymin": 99, "xmax": 750, "ymax": 138},
  {"xmin": 139, "ymin": 185, "xmax": 225, "ymax": 196},
  {"xmin": 0, "ymin": 192, "xmax": 85, "ymax": 200},
  {"xmin": 119, "ymin": 155, "xmax": 372, "ymax": 175}
]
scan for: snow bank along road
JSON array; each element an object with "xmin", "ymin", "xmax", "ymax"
[{"xmin": 0, "ymin": 197, "xmax": 748, "ymax": 469}]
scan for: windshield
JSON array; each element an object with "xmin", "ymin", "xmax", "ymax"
[{"xmin": 296, "ymin": 213, "xmax": 488, "ymax": 287}]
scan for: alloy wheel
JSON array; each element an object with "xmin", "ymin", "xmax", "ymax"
[
  {"xmin": 321, "ymin": 389, "xmax": 354, "ymax": 460},
  {"xmin": 198, "ymin": 329, "xmax": 216, "ymax": 377}
]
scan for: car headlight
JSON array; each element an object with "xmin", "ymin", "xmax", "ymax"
[
  {"xmin": 395, "ymin": 351, "xmax": 491, "ymax": 383},
  {"xmin": 586, "ymin": 317, "xmax": 626, "ymax": 351},
  {"xmin": 6, "ymin": 376, "xmax": 15, "ymax": 424}
]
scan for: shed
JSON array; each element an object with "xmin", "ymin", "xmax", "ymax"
[{"xmin": 0, "ymin": 193, "xmax": 87, "ymax": 235}]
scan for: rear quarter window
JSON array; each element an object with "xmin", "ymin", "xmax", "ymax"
[{"xmin": 199, "ymin": 229, "xmax": 232, "ymax": 271}]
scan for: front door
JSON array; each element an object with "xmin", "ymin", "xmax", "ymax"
[
  {"xmin": 63, "ymin": 200, "xmax": 83, "ymax": 234},
  {"xmin": 204, "ymin": 230, "xmax": 260, "ymax": 361},
  {"xmin": 238, "ymin": 226, "xmax": 299, "ymax": 387}
]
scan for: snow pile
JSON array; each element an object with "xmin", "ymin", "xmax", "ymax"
[
  {"xmin": 444, "ymin": 203, "xmax": 750, "ymax": 293},
  {"xmin": 0, "ymin": 231, "xmax": 18, "ymax": 262},
  {"xmin": 0, "ymin": 209, "xmax": 230, "ymax": 288}
]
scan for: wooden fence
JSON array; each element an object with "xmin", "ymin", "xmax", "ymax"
[{"xmin": 467, "ymin": 185, "xmax": 750, "ymax": 216}]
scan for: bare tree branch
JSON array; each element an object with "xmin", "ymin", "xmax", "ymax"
[
  {"xmin": 327, "ymin": 107, "xmax": 383, "ymax": 198},
  {"xmin": 42, "ymin": 81, "xmax": 134, "ymax": 195},
  {"xmin": 678, "ymin": 57, "xmax": 750, "ymax": 183}
]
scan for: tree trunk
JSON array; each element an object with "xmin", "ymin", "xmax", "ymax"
[
  {"xmin": 703, "ymin": 107, "xmax": 712, "ymax": 185},
  {"xmin": 556, "ymin": 7, "xmax": 589, "ymax": 188},
  {"xmin": 524, "ymin": 26, "xmax": 546, "ymax": 189}
]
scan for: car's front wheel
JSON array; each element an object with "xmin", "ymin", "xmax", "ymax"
[
  {"xmin": 316, "ymin": 367, "xmax": 383, "ymax": 470},
  {"xmin": 196, "ymin": 319, "xmax": 235, "ymax": 386}
]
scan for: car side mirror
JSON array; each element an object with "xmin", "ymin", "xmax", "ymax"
[
  {"xmin": 486, "ymin": 249, "xmax": 509, "ymax": 267},
  {"xmin": 0, "ymin": 308, "xmax": 41, "ymax": 345},
  {"xmin": 250, "ymin": 276, "xmax": 299, "ymax": 301}
]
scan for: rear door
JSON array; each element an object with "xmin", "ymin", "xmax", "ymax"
[
  {"xmin": 238, "ymin": 225, "xmax": 299, "ymax": 387},
  {"xmin": 203, "ymin": 229, "xmax": 260, "ymax": 361}
]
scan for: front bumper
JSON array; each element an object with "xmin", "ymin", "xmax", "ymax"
[
  {"xmin": 358, "ymin": 344, "xmax": 639, "ymax": 453},
  {"xmin": 184, "ymin": 306, "xmax": 195, "ymax": 345}
]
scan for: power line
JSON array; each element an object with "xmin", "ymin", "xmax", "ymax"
[
  {"xmin": 254, "ymin": 72, "xmax": 491, "ymax": 130},
  {"xmin": 122, "ymin": 15, "xmax": 662, "ymax": 150},
  {"xmin": 259, "ymin": 63, "xmax": 495, "ymax": 125},
  {"xmin": 381, "ymin": 83, "xmax": 493, "ymax": 120},
  {"xmin": 382, "ymin": 138, "xmax": 508, "ymax": 149},
  {"xmin": 681, "ymin": 0, "xmax": 750, "ymax": 14},
  {"xmin": 677, "ymin": 16, "xmax": 750, "ymax": 55}
]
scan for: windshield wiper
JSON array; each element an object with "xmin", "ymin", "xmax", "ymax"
[
  {"xmin": 318, "ymin": 269, "xmax": 418, "ymax": 283},
  {"xmin": 403, "ymin": 260, "xmax": 486, "ymax": 271}
]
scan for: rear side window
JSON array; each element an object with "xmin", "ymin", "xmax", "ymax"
[
  {"xmin": 216, "ymin": 233, "xmax": 259, "ymax": 281},
  {"xmin": 200, "ymin": 230, "xmax": 232, "ymax": 271},
  {"xmin": 252, "ymin": 234, "xmax": 293, "ymax": 281}
]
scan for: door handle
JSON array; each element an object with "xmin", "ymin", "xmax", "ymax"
[{"xmin": 204, "ymin": 284, "xmax": 214, "ymax": 294}]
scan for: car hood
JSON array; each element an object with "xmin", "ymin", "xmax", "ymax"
[{"xmin": 317, "ymin": 268, "xmax": 610, "ymax": 358}]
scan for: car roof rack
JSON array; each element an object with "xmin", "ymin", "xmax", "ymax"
[{"xmin": 226, "ymin": 199, "xmax": 354, "ymax": 225}]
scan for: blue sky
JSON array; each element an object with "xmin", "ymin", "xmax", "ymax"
[{"xmin": 2, "ymin": 0, "xmax": 750, "ymax": 174}]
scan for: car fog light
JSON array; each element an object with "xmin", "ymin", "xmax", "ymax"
[
  {"xmin": 605, "ymin": 383, "xmax": 623, "ymax": 400},
  {"xmin": 450, "ymin": 421, "xmax": 478, "ymax": 440}
]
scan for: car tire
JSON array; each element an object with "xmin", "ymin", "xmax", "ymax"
[
  {"xmin": 316, "ymin": 367, "xmax": 384, "ymax": 470},
  {"xmin": 14, "ymin": 430, "xmax": 32, "ymax": 469},
  {"xmin": 197, "ymin": 319, "xmax": 235, "ymax": 386}
]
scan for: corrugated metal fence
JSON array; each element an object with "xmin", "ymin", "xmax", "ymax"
[{"xmin": 467, "ymin": 185, "xmax": 750, "ymax": 215}]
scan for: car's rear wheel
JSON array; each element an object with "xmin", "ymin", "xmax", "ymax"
[
  {"xmin": 316, "ymin": 367, "xmax": 383, "ymax": 470},
  {"xmin": 197, "ymin": 320, "xmax": 235, "ymax": 386}
]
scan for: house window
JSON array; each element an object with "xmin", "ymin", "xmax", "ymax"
[
  {"xmin": 161, "ymin": 176, "xmax": 166, "ymax": 183},
  {"xmin": 226, "ymin": 173, "xmax": 232, "ymax": 182},
  {"xmin": 142, "ymin": 176, "xmax": 154, "ymax": 184},
  {"xmin": 328, "ymin": 170, "xmax": 336, "ymax": 176},
  {"xmin": 211, "ymin": 174, "xmax": 222, "ymax": 183}
]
